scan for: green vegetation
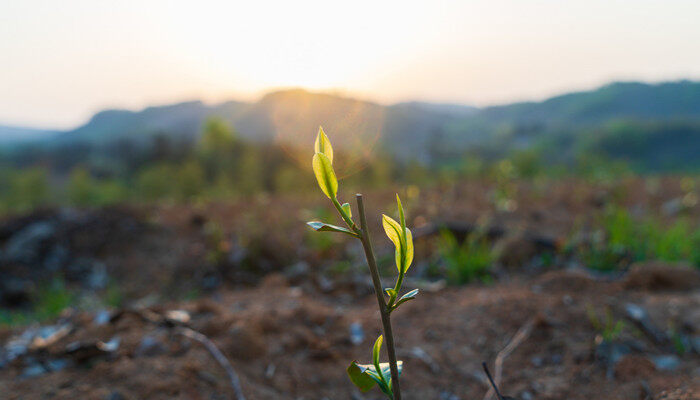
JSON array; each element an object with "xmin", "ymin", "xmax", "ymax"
[
  {"xmin": 307, "ymin": 127, "xmax": 416, "ymax": 399},
  {"xmin": 579, "ymin": 206, "xmax": 700, "ymax": 271},
  {"xmin": 435, "ymin": 230, "xmax": 493, "ymax": 284},
  {"xmin": 587, "ymin": 306, "xmax": 626, "ymax": 342},
  {"xmin": 2, "ymin": 81, "xmax": 700, "ymax": 215},
  {"xmin": 0, "ymin": 279, "xmax": 73, "ymax": 327}
]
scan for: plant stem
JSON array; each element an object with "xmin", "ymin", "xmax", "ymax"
[{"xmin": 355, "ymin": 194, "xmax": 402, "ymax": 400}]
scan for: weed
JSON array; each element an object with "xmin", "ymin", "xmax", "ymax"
[
  {"xmin": 579, "ymin": 206, "xmax": 700, "ymax": 270},
  {"xmin": 587, "ymin": 306, "xmax": 625, "ymax": 342},
  {"xmin": 0, "ymin": 279, "xmax": 74, "ymax": 327},
  {"xmin": 436, "ymin": 230, "xmax": 493, "ymax": 284}
]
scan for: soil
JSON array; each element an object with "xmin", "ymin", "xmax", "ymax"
[
  {"xmin": 1, "ymin": 271, "xmax": 699, "ymax": 399},
  {"xmin": 1, "ymin": 177, "xmax": 699, "ymax": 399}
]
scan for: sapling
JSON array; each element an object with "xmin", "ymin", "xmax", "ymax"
[{"xmin": 307, "ymin": 127, "xmax": 417, "ymax": 400}]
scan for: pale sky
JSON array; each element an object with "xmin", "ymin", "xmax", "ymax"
[{"xmin": 1, "ymin": 0, "xmax": 700, "ymax": 129}]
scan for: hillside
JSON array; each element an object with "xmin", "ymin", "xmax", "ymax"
[
  {"xmin": 0, "ymin": 125, "xmax": 58, "ymax": 145},
  {"xmin": 4, "ymin": 80, "xmax": 700, "ymax": 171}
]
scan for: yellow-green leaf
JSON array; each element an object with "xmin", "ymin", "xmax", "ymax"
[
  {"xmin": 372, "ymin": 335, "xmax": 383, "ymax": 368},
  {"xmin": 404, "ymin": 226, "xmax": 414, "ymax": 273},
  {"xmin": 312, "ymin": 152, "xmax": 337, "ymax": 199},
  {"xmin": 397, "ymin": 194, "xmax": 406, "ymax": 234},
  {"xmin": 382, "ymin": 214, "xmax": 402, "ymax": 249},
  {"xmin": 314, "ymin": 126, "xmax": 333, "ymax": 164},
  {"xmin": 382, "ymin": 214, "xmax": 413, "ymax": 273}
]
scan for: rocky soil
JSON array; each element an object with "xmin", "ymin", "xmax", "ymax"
[{"xmin": 0, "ymin": 177, "xmax": 698, "ymax": 399}]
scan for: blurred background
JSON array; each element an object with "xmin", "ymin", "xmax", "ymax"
[{"xmin": 1, "ymin": 1, "xmax": 699, "ymax": 399}]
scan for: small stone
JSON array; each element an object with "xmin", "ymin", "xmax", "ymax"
[
  {"xmin": 93, "ymin": 310, "xmax": 112, "ymax": 325},
  {"xmin": 531, "ymin": 356, "xmax": 544, "ymax": 367},
  {"xmin": 106, "ymin": 390, "xmax": 126, "ymax": 400},
  {"xmin": 439, "ymin": 391, "xmax": 460, "ymax": 400},
  {"xmin": 165, "ymin": 310, "xmax": 191, "ymax": 324},
  {"xmin": 521, "ymin": 391, "xmax": 534, "ymax": 400},
  {"xmin": 21, "ymin": 363, "xmax": 48, "ymax": 378},
  {"xmin": 651, "ymin": 354, "xmax": 681, "ymax": 371},
  {"xmin": 349, "ymin": 322, "xmax": 364, "ymax": 346},
  {"xmin": 136, "ymin": 335, "xmax": 167, "ymax": 357},
  {"xmin": 3, "ymin": 221, "xmax": 56, "ymax": 265},
  {"xmin": 283, "ymin": 262, "xmax": 310, "ymax": 283}
]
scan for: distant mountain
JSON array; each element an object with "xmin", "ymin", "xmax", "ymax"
[
  {"xmin": 3, "ymin": 80, "xmax": 700, "ymax": 171},
  {"xmin": 0, "ymin": 125, "xmax": 59, "ymax": 145},
  {"xmin": 55, "ymin": 100, "xmax": 249, "ymax": 145},
  {"xmin": 49, "ymin": 89, "xmax": 472, "ymax": 163}
]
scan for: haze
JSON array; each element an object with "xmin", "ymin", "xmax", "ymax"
[{"xmin": 2, "ymin": 0, "xmax": 700, "ymax": 129}]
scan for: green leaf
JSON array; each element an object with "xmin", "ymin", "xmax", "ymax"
[
  {"xmin": 341, "ymin": 202, "xmax": 352, "ymax": 219},
  {"xmin": 347, "ymin": 361, "xmax": 403, "ymax": 397},
  {"xmin": 382, "ymin": 214, "xmax": 413, "ymax": 273},
  {"xmin": 372, "ymin": 335, "xmax": 383, "ymax": 368},
  {"xmin": 347, "ymin": 361, "xmax": 377, "ymax": 392},
  {"xmin": 404, "ymin": 227, "xmax": 414, "ymax": 273},
  {"xmin": 314, "ymin": 126, "xmax": 334, "ymax": 164},
  {"xmin": 393, "ymin": 288, "xmax": 419, "ymax": 309},
  {"xmin": 312, "ymin": 152, "xmax": 337, "ymax": 199},
  {"xmin": 382, "ymin": 214, "xmax": 402, "ymax": 250},
  {"xmin": 306, "ymin": 221, "xmax": 358, "ymax": 237},
  {"xmin": 395, "ymin": 195, "xmax": 413, "ymax": 274},
  {"xmin": 397, "ymin": 194, "xmax": 406, "ymax": 240}
]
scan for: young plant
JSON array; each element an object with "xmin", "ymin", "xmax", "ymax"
[{"xmin": 307, "ymin": 127, "xmax": 416, "ymax": 400}]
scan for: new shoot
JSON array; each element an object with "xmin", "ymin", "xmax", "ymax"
[{"xmin": 306, "ymin": 127, "xmax": 417, "ymax": 400}]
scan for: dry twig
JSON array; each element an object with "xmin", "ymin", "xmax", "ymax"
[
  {"xmin": 482, "ymin": 317, "xmax": 537, "ymax": 400},
  {"xmin": 177, "ymin": 327, "xmax": 246, "ymax": 400}
]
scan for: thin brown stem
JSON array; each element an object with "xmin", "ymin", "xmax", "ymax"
[{"xmin": 355, "ymin": 193, "xmax": 402, "ymax": 400}]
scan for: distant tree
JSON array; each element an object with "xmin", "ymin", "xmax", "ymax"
[
  {"xmin": 67, "ymin": 167, "xmax": 96, "ymax": 207},
  {"xmin": 6, "ymin": 167, "xmax": 50, "ymax": 211},
  {"xmin": 198, "ymin": 117, "xmax": 239, "ymax": 179},
  {"xmin": 135, "ymin": 163, "xmax": 177, "ymax": 201},
  {"xmin": 175, "ymin": 160, "xmax": 206, "ymax": 201}
]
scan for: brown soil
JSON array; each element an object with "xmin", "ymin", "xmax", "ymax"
[
  {"xmin": 1, "ymin": 177, "xmax": 699, "ymax": 399},
  {"xmin": 1, "ymin": 271, "xmax": 699, "ymax": 399}
]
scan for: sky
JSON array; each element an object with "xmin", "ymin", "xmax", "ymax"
[{"xmin": 1, "ymin": 0, "xmax": 700, "ymax": 129}]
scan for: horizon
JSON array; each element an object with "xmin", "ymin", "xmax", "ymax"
[
  {"xmin": 2, "ymin": 0, "xmax": 700, "ymax": 130},
  {"xmin": 2, "ymin": 79, "xmax": 698, "ymax": 133}
]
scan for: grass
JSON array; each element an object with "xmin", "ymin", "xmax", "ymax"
[
  {"xmin": 579, "ymin": 206, "xmax": 700, "ymax": 271},
  {"xmin": 0, "ymin": 279, "xmax": 74, "ymax": 327},
  {"xmin": 435, "ymin": 230, "xmax": 493, "ymax": 284},
  {"xmin": 587, "ymin": 305, "xmax": 626, "ymax": 342}
]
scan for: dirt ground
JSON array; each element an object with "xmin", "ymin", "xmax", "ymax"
[
  {"xmin": 1, "ymin": 177, "xmax": 699, "ymax": 399},
  {"xmin": 1, "ymin": 270, "xmax": 699, "ymax": 399}
]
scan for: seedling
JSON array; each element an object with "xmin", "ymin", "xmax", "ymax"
[
  {"xmin": 307, "ymin": 127, "xmax": 416, "ymax": 399},
  {"xmin": 586, "ymin": 305, "xmax": 625, "ymax": 342}
]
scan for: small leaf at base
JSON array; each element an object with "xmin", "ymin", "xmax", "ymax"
[
  {"xmin": 392, "ymin": 288, "xmax": 419, "ymax": 310},
  {"xmin": 306, "ymin": 221, "xmax": 358, "ymax": 237},
  {"xmin": 347, "ymin": 361, "xmax": 376, "ymax": 392}
]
